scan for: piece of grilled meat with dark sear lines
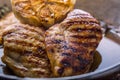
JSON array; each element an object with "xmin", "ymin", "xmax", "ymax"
[
  {"xmin": 2, "ymin": 23, "xmax": 51, "ymax": 77},
  {"xmin": 45, "ymin": 9, "xmax": 102, "ymax": 77}
]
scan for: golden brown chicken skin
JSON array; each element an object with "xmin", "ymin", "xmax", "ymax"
[
  {"xmin": 45, "ymin": 9, "xmax": 102, "ymax": 77},
  {"xmin": 2, "ymin": 23, "xmax": 51, "ymax": 77},
  {"xmin": 11, "ymin": 0, "xmax": 76, "ymax": 29}
]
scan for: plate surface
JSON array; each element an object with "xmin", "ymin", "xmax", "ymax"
[{"xmin": 0, "ymin": 36, "xmax": 120, "ymax": 80}]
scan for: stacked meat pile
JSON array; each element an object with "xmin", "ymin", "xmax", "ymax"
[{"xmin": 0, "ymin": 0, "xmax": 102, "ymax": 78}]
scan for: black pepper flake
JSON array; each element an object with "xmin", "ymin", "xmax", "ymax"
[
  {"xmin": 62, "ymin": 53, "xmax": 71, "ymax": 57},
  {"xmin": 24, "ymin": 50, "xmax": 33, "ymax": 55},
  {"xmin": 61, "ymin": 60, "xmax": 71, "ymax": 67},
  {"xmin": 53, "ymin": 39, "xmax": 62, "ymax": 44},
  {"xmin": 70, "ymin": 47, "xmax": 77, "ymax": 52},
  {"xmin": 37, "ymin": 47, "xmax": 45, "ymax": 54},
  {"xmin": 62, "ymin": 45, "xmax": 69, "ymax": 49},
  {"xmin": 77, "ymin": 55, "xmax": 90, "ymax": 65},
  {"xmin": 58, "ymin": 68, "xmax": 64, "ymax": 75}
]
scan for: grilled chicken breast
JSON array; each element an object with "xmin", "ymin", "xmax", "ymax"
[
  {"xmin": 11, "ymin": 0, "xmax": 76, "ymax": 29},
  {"xmin": 2, "ymin": 23, "xmax": 51, "ymax": 77},
  {"xmin": 0, "ymin": 12, "xmax": 19, "ymax": 44},
  {"xmin": 45, "ymin": 9, "xmax": 102, "ymax": 77}
]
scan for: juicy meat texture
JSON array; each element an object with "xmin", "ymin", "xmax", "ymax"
[
  {"xmin": 12, "ymin": 0, "xmax": 76, "ymax": 28},
  {"xmin": 0, "ymin": 12, "xmax": 19, "ymax": 44},
  {"xmin": 2, "ymin": 23, "xmax": 51, "ymax": 77},
  {"xmin": 45, "ymin": 9, "xmax": 102, "ymax": 77}
]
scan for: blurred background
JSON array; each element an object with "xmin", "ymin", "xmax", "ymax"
[{"xmin": 75, "ymin": 0, "xmax": 120, "ymax": 27}]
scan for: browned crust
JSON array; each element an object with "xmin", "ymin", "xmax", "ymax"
[
  {"xmin": 45, "ymin": 9, "xmax": 102, "ymax": 77},
  {"xmin": 2, "ymin": 23, "xmax": 51, "ymax": 77}
]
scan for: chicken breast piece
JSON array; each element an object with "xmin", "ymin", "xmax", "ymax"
[
  {"xmin": 2, "ymin": 23, "xmax": 51, "ymax": 77},
  {"xmin": 45, "ymin": 9, "xmax": 102, "ymax": 77},
  {"xmin": 11, "ymin": 0, "xmax": 76, "ymax": 29},
  {"xmin": 0, "ymin": 12, "xmax": 19, "ymax": 44}
]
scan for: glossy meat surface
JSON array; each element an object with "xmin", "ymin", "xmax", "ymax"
[
  {"xmin": 12, "ymin": 0, "xmax": 76, "ymax": 28},
  {"xmin": 2, "ymin": 23, "xmax": 51, "ymax": 77},
  {"xmin": 45, "ymin": 9, "xmax": 102, "ymax": 77}
]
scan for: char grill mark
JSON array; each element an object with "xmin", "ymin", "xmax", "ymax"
[
  {"xmin": 45, "ymin": 9, "xmax": 102, "ymax": 77},
  {"xmin": 3, "ymin": 25, "xmax": 45, "ymax": 42},
  {"xmin": 70, "ymin": 35, "xmax": 97, "ymax": 39},
  {"xmin": 5, "ymin": 39, "xmax": 44, "ymax": 49},
  {"xmin": 69, "ymin": 46, "xmax": 87, "ymax": 54},
  {"xmin": 2, "ymin": 23, "xmax": 51, "ymax": 77},
  {"xmin": 61, "ymin": 53, "xmax": 71, "ymax": 57},
  {"xmin": 70, "ymin": 41, "xmax": 98, "ymax": 48},
  {"xmin": 4, "ymin": 46, "xmax": 46, "ymax": 60},
  {"xmin": 64, "ymin": 20, "xmax": 100, "ymax": 27},
  {"xmin": 70, "ymin": 28, "xmax": 102, "ymax": 33},
  {"xmin": 18, "ymin": 25, "xmax": 45, "ymax": 37},
  {"xmin": 51, "ymin": 39, "xmax": 63, "ymax": 44}
]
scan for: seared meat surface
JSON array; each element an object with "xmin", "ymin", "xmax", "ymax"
[
  {"xmin": 1, "ymin": 8, "xmax": 102, "ymax": 77},
  {"xmin": 45, "ymin": 9, "xmax": 102, "ymax": 77},
  {"xmin": 12, "ymin": 0, "xmax": 76, "ymax": 28},
  {"xmin": 2, "ymin": 23, "xmax": 51, "ymax": 77},
  {"xmin": 0, "ymin": 12, "xmax": 19, "ymax": 44}
]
